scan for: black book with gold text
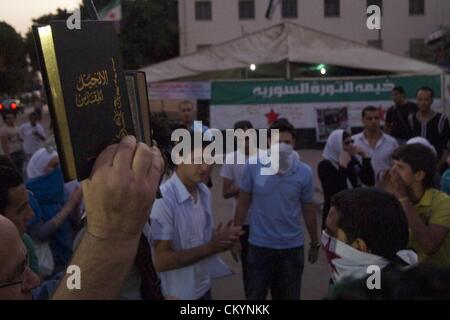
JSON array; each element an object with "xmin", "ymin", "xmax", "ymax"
[{"xmin": 33, "ymin": 21, "xmax": 135, "ymax": 181}]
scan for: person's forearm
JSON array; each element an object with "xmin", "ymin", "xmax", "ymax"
[
  {"xmin": 154, "ymin": 243, "xmax": 217, "ymax": 273},
  {"xmin": 36, "ymin": 133, "xmax": 46, "ymax": 141},
  {"xmin": 51, "ymin": 203, "xmax": 74, "ymax": 228},
  {"xmin": 52, "ymin": 231, "xmax": 140, "ymax": 299},
  {"xmin": 302, "ymin": 204, "xmax": 319, "ymax": 245},
  {"xmin": 234, "ymin": 197, "xmax": 250, "ymax": 226},
  {"xmin": 401, "ymin": 200, "xmax": 441, "ymax": 255},
  {"xmin": 29, "ymin": 204, "xmax": 74, "ymax": 241}
]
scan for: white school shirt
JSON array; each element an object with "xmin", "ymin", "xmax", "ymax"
[
  {"xmin": 150, "ymin": 173, "xmax": 232, "ymax": 300},
  {"xmin": 352, "ymin": 132, "xmax": 398, "ymax": 180},
  {"xmin": 19, "ymin": 122, "xmax": 46, "ymax": 156}
]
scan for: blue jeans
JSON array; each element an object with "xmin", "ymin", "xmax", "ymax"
[
  {"xmin": 246, "ymin": 244, "xmax": 304, "ymax": 300},
  {"xmin": 240, "ymin": 225, "xmax": 250, "ymax": 298}
]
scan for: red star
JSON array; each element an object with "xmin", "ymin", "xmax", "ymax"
[
  {"xmin": 265, "ymin": 109, "xmax": 279, "ymax": 125},
  {"xmin": 109, "ymin": 13, "xmax": 116, "ymax": 19},
  {"xmin": 322, "ymin": 237, "xmax": 341, "ymax": 274}
]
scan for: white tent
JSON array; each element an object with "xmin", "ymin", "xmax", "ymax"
[{"xmin": 141, "ymin": 22, "xmax": 443, "ymax": 83}]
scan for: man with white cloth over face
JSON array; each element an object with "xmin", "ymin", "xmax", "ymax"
[
  {"xmin": 234, "ymin": 118, "xmax": 320, "ymax": 300},
  {"xmin": 322, "ymin": 188, "xmax": 418, "ymax": 298}
]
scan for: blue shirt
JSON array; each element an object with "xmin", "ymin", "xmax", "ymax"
[
  {"xmin": 240, "ymin": 159, "xmax": 314, "ymax": 249},
  {"xmin": 26, "ymin": 168, "xmax": 72, "ymax": 272},
  {"xmin": 150, "ymin": 173, "xmax": 232, "ymax": 300}
]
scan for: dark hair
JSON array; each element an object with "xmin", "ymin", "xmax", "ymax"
[
  {"xmin": 392, "ymin": 86, "xmax": 405, "ymax": 95},
  {"xmin": 342, "ymin": 131, "xmax": 351, "ymax": 141},
  {"xmin": 0, "ymin": 155, "xmax": 15, "ymax": 169},
  {"xmin": 1, "ymin": 111, "xmax": 17, "ymax": 122},
  {"xmin": 392, "ymin": 144, "xmax": 436, "ymax": 189},
  {"xmin": 331, "ymin": 264, "xmax": 450, "ymax": 300},
  {"xmin": 269, "ymin": 118, "xmax": 296, "ymax": 139},
  {"xmin": 234, "ymin": 120, "xmax": 253, "ymax": 130},
  {"xmin": 416, "ymin": 86, "xmax": 434, "ymax": 101},
  {"xmin": 330, "ymin": 188, "xmax": 409, "ymax": 261},
  {"xmin": 0, "ymin": 166, "xmax": 24, "ymax": 212},
  {"xmin": 362, "ymin": 106, "xmax": 379, "ymax": 119}
]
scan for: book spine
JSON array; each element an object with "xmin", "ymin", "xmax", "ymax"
[{"xmin": 34, "ymin": 26, "xmax": 77, "ymax": 181}]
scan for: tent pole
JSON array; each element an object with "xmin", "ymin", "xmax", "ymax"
[{"xmin": 286, "ymin": 60, "xmax": 291, "ymax": 80}]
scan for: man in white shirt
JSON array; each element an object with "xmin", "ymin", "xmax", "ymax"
[
  {"xmin": 352, "ymin": 106, "xmax": 399, "ymax": 182},
  {"xmin": 151, "ymin": 134, "xmax": 243, "ymax": 300},
  {"xmin": 19, "ymin": 112, "xmax": 46, "ymax": 160}
]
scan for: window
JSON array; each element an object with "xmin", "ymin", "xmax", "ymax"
[
  {"xmin": 239, "ymin": 0, "xmax": 255, "ymax": 20},
  {"xmin": 409, "ymin": 38, "xmax": 433, "ymax": 60},
  {"xmin": 195, "ymin": 1, "xmax": 212, "ymax": 20},
  {"xmin": 409, "ymin": 0, "xmax": 425, "ymax": 16},
  {"xmin": 367, "ymin": 39, "xmax": 383, "ymax": 49},
  {"xmin": 367, "ymin": 0, "xmax": 382, "ymax": 15},
  {"xmin": 282, "ymin": 0, "xmax": 298, "ymax": 18},
  {"xmin": 324, "ymin": 0, "xmax": 340, "ymax": 17}
]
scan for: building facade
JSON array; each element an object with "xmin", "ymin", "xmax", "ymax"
[{"xmin": 179, "ymin": 0, "xmax": 450, "ymax": 61}]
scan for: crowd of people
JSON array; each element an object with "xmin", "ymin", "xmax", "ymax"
[{"xmin": 0, "ymin": 85, "xmax": 449, "ymax": 300}]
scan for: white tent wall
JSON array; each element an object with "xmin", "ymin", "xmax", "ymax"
[{"xmin": 141, "ymin": 22, "xmax": 443, "ymax": 83}]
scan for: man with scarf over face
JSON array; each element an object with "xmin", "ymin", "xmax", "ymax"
[
  {"xmin": 234, "ymin": 118, "xmax": 320, "ymax": 300},
  {"xmin": 322, "ymin": 188, "xmax": 418, "ymax": 298}
]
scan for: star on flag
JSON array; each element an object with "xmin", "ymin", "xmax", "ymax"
[
  {"xmin": 322, "ymin": 238, "xmax": 341, "ymax": 274},
  {"xmin": 265, "ymin": 109, "xmax": 280, "ymax": 125}
]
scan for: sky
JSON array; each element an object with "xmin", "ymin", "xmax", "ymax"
[{"xmin": 0, "ymin": 0, "xmax": 82, "ymax": 35}]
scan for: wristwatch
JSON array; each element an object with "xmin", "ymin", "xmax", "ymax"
[{"xmin": 310, "ymin": 242, "xmax": 321, "ymax": 249}]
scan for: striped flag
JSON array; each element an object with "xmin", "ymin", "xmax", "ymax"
[
  {"xmin": 98, "ymin": 0, "xmax": 122, "ymax": 21},
  {"xmin": 265, "ymin": 0, "xmax": 281, "ymax": 19}
]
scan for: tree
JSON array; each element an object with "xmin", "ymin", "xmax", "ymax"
[
  {"xmin": 118, "ymin": 0, "xmax": 179, "ymax": 69},
  {"xmin": 25, "ymin": 0, "xmax": 179, "ymax": 73},
  {"xmin": 24, "ymin": 8, "xmax": 72, "ymax": 72},
  {"xmin": 0, "ymin": 21, "xmax": 26, "ymax": 95}
]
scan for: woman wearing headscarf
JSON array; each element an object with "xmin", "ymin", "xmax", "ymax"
[
  {"xmin": 318, "ymin": 129, "xmax": 375, "ymax": 229},
  {"xmin": 26, "ymin": 147, "xmax": 82, "ymax": 275}
]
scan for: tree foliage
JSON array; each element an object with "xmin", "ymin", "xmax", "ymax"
[
  {"xmin": 24, "ymin": 0, "xmax": 179, "ymax": 72},
  {"xmin": 0, "ymin": 21, "xmax": 26, "ymax": 94}
]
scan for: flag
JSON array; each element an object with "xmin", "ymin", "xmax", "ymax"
[
  {"xmin": 265, "ymin": 0, "xmax": 281, "ymax": 20},
  {"xmin": 98, "ymin": 0, "xmax": 122, "ymax": 21}
]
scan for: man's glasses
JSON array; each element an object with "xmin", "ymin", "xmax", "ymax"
[{"xmin": 0, "ymin": 253, "xmax": 30, "ymax": 290}]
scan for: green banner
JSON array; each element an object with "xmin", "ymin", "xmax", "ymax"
[{"xmin": 211, "ymin": 75, "xmax": 441, "ymax": 105}]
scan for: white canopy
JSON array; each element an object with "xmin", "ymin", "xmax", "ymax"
[{"xmin": 141, "ymin": 22, "xmax": 443, "ymax": 83}]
